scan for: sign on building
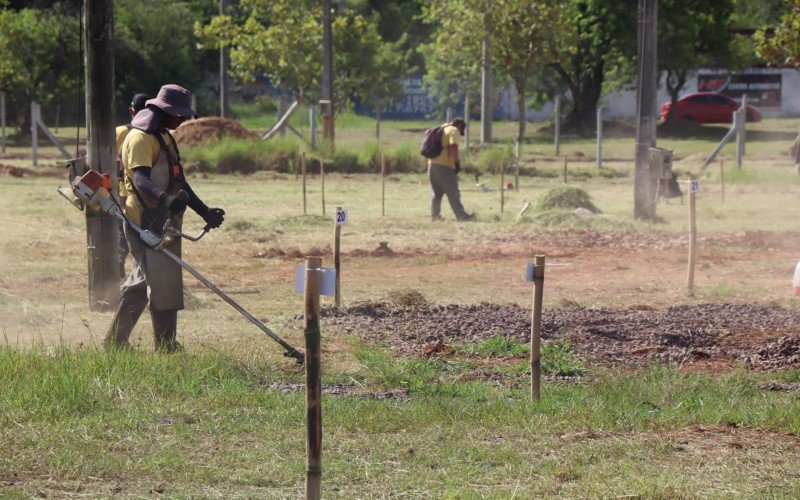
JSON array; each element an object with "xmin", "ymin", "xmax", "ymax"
[{"xmin": 697, "ymin": 73, "xmax": 782, "ymax": 108}]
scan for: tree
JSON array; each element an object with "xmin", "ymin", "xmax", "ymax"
[
  {"xmin": 0, "ymin": 4, "xmax": 80, "ymax": 130},
  {"xmin": 659, "ymin": 0, "xmax": 737, "ymax": 123},
  {"xmin": 418, "ymin": 1, "xmax": 488, "ymax": 121},
  {"xmin": 492, "ymin": 0, "xmax": 561, "ymax": 142},
  {"xmin": 115, "ymin": 0, "xmax": 214, "ymax": 117},
  {"xmin": 547, "ymin": 0, "xmax": 637, "ymax": 132},
  {"xmin": 357, "ymin": 33, "xmax": 414, "ymax": 138}
]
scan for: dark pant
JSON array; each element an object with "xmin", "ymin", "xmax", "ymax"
[
  {"xmin": 118, "ymin": 224, "xmax": 129, "ymax": 279},
  {"xmin": 104, "ymin": 226, "xmax": 181, "ymax": 352},
  {"xmin": 429, "ymin": 163, "xmax": 469, "ymax": 219}
]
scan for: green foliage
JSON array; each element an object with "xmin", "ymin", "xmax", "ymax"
[
  {"xmin": 0, "ymin": 5, "xmax": 80, "ymax": 125},
  {"xmin": 659, "ymin": 0, "xmax": 739, "ymax": 120},
  {"xmin": 535, "ymin": 184, "xmax": 600, "ymax": 213},
  {"xmin": 476, "ymin": 146, "xmax": 512, "ymax": 172},
  {"xmin": 115, "ymin": 0, "xmax": 214, "ymax": 117},
  {"xmin": 468, "ymin": 336, "xmax": 530, "ymax": 357},
  {"xmin": 756, "ymin": 0, "xmax": 800, "ymax": 69},
  {"xmin": 198, "ymin": 0, "xmax": 394, "ymax": 112},
  {"xmin": 542, "ymin": 339, "xmax": 584, "ymax": 377}
]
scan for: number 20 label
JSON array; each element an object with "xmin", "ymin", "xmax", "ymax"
[{"xmin": 335, "ymin": 209, "xmax": 348, "ymax": 225}]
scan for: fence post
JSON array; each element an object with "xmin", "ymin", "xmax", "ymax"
[
  {"xmin": 554, "ymin": 96, "xmax": 561, "ymax": 157},
  {"xmin": 530, "ymin": 255, "xmax": 545, "ymax": 400},
  {"xmin": 1, "ymin": 93, "xmax": 6, "ymax": 154},
  {"xmin": 596, "ymin": 107, "xmax": 603, "ymax": 168},
  {"xmin": 31, "ymin": 102, "xmax": 39, "ymax": 167},
  {"xmin": 303, "ymin": 256, "xmax": 323, "ymax": 500},
  {"xmin": 563, "ymin": 156, "xmax": 568, "ymax": 184},
  {"xmin": 446, "ymin": 106, "xmax": 452, "ymax": 122}
]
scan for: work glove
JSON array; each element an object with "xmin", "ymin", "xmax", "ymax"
[
  {"xmin": 163, "ymin": 190, "xmax": 189, "ymax": 214},
  {"xmin": 202, "ymin": 207, "xmax": 225, "ymax": 229},
  {"xmin": 454, "ymin": 161, "xmax": 461, "ymax": 174}
]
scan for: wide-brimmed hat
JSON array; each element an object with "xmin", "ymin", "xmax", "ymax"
[{"xmin": 145, "ymin": 84, "xmax": 195, "ymax": 117}]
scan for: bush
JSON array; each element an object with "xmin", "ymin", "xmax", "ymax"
[
  {"xmin": 476, "ymin": 146, "xmax": 512, "ymax": 174},
  {"xmin": 183, "ymin": 137, "xmax": 299, "ymax": 174},
  {"xmin": 535, "ymin": 184, "xmax": 600, "ymax": 213}
]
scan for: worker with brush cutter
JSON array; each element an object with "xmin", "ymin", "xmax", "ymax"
[{"xmin": 105, "ymin": 84, "xmax": 225, "ymax": 352}]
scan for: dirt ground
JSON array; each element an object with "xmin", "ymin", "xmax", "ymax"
[{"xmin": 171, "ymin": 116, "xmax": 258, "ymax": 148}]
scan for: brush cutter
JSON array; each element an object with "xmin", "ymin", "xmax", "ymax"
[{"xmin": 63, "ymin": 170, "xmax": 305, "ymax": 364}]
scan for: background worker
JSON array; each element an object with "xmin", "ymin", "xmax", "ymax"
[
  {"xmin": 114, "ymin": 93, "xmax": 149, "ymax": 279},
  {"xmin": 427, "ymin": 117, "xmax": 475, "ymax": 221},
  {"xmin": 105, "ymin": 84, "xmax": 225, "ymax": 352}
]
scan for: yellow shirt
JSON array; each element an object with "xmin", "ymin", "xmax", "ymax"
[
  {"xmin": 122, "ymin": 129, "xmax": 173, "ymax": 225},
  {"xmin": 428, "ymin": 124, "xmax": 460, "ymax": 168},
  {"xmin": 115, "ymin": 125, "xmax": 132, "ymax": 197}
]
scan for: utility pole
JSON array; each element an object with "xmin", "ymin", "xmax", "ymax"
[
  {"xmin": 219, "ymin": 0, "xmax": 230, "ymax": 118},
  {"xmin": 480, "ymin": 14, "xmax": 493, "ymax": 144},
  {"xmin": 84, "ymin": 0, "xmax": 119, "ymax": 311},
  {"xmin": 321, "ymin": 0, "xmax": 335, "ymax": 145},
  {"xmin": 634, "ymin": 0, "xmax": 658, "ymax": 220}
]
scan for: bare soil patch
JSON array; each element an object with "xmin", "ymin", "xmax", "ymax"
[
  {"xmin": 172, "ymin": 116, "xmax": 258, "ymax": 149},
  {"xmin": 321, "ymin": 302, "xmax": 800, "ymax": 371}
]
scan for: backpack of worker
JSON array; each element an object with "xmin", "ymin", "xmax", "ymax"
[{"xmin": 420, "ymin": 125, "xmax": 444, "ymax": 158}]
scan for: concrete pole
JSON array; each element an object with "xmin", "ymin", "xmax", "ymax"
[
  {"xmin": 480, "ymin": 15, "xmax": 493, "ymax": 144},
  {"xmin": 464, "ymin": 95, "xmax": 470, "ymax": 157},
  {"xmin": 321, "ymin": 0, "xmax": 335, "ymax": 145},
  {"xmin": 309, "ymin": 107, "xmax": 317, "ymax": 150},
  {"xmin": 219, "ymin": 0, "xmax": 231, "ymax": 118},
  {"xmin": 31, "ymin": 102, "xmax": 38, "ymax": 167},
  {"xmin": 634, "ymin": 0, "xmax": 658, "ymax": 220},
  {"xmin": 554, "ymin": 96, "xmax": 561, "ymax": 156},
  {"xmin": 84, "ymin": 0, "xmax": 120, "ymax": 311},
  {"xmin": 1, "ymin": 93, "xmax": 5, "ymax": 154},
  {"xmin": 596, "ymin": 107, "xmax": 603, "ymax": 168}
]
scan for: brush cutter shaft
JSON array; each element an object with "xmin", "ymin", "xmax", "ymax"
[{"xmin": 160, "ymin": 247, "xmax": 305, "ymax": 364}]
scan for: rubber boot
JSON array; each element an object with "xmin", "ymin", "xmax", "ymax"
[
  {"xmin": 104, "ymin": 287, "xmax": 147, "ymax": 350},
  {"xmin": 151, "ymin": 309, "xmax": 181, "ymax": 353}
]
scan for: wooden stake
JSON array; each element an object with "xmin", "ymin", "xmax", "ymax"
[
  {"xmin": 596, "ymin": 106, "xmax": 603, "ymax": 168},
  {"xmin": 303, "ymin": 256, "xmax": 323, "ymax": 500},
  {"xmin": 320, "ymin": 158, "xmax": 326, "ymax": 215},
  {"xmin": 687, "ymin": 176, "xmax": 697, "ymax": 296},
  {"xmin": 302, "ymin": 153, "xmax": 307, "ymax": 215},
  {"xmin": 719, "ymin": 159, "xmax": 725, "ymax": 203},
  {"xmin": 563, "ymin": 156, "xmax": 568, "ymax": 184},
  {"xmin": 530, "ymin": 255, "xmax": 545, "ymax": 400},
  {"xmin": 500, "ymin": 162, "xmax": 505, "ymax": 213},
  {"xmin": 333, "ymin": 207, "xmax": 342, "ymax": 307},
  {"xmin": 381, "ymin": 153, "xmax": 386, "ymax": 216}
]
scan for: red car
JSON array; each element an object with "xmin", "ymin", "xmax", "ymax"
[{"xmin": 661, "ymin": 92, "xmax": 762, "ymax": 123}]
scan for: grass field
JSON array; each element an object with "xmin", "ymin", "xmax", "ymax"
[{"xmin": 1, "ymin": 112, "xmax": 800, "ymax": 496}]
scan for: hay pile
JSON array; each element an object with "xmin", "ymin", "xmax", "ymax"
[{"xmin": 172, "ymin": 117, "xmax": 258, "ymax": 149}]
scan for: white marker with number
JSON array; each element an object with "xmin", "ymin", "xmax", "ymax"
[
  {"xmin": 335, "ymin": 208, "xmax": 348, "ymax": 225},
  {"xmin": 690, "ymin": 179, "xmax": 700, "ymax": 193}
]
